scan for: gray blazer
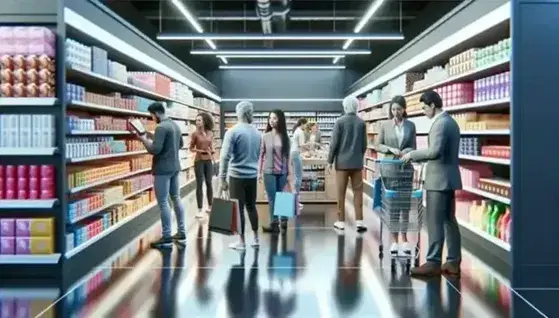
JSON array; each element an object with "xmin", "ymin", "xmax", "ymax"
[
  {"xmin": 409, "ymin": 112, "xmax": 462, "ymax": 191},
  {"xmin": 327, "ymin": 113, "xmax": 367, "ymax": 170},
  {"xmin": 376, "ymin": 119, "xmax": 417, "ymax": 155}
]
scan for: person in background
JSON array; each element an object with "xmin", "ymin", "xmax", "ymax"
[
  {"xmin": 308, "ymin": 122, "xmax": 322, "ymax": 150},
  {"xmin": 133, "ymin": 102, "xmax": 186, "ymax": 249},
  {"xmin": 401, "ymin": 90, "xmax": 462, "ymax": 277},
  {"xmin": 220, "ymin": 101, "xmax": 262, "ymax": 250},
  {"xmin": 259, "ymin": 109, "xmax": 292, "ymax": 234},
  {"xmin": 376, "ymin": 95, "xmax": 417, "ymax": 256},
  {"xmin": 190, "ymin": 112, "xmax": 215, "ymax": 219},
  {"xmin": 291, "ymin": 118, "xmax": 309, "ymax": 212},
  {"xmin": 327, "ymin": 96, "xmax": 367, "ymax": 233}
]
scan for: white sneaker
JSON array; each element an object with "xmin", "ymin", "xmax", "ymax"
[
  {"xmin": 251, "ymin": 237, "xmax": 260, "ymax": 247},
  {"xmin": 333, "ymin": 221, "xmax": 345, "ymax": 230},
  {"xmin": 195, "ymin": 209, "xmax": 205, "ymax": 219},
  {"xmin": 298, "ymin": 203, "xmax": 304, "ymax": 210},
  {"xmin": 401, "ymin": 242, "xmax": 412, "ymax": 255},
  {"xmin": 390, "ymin": 242, "xmax": 399, "ymax": 255},
  {"xmin": 229, "ymin": 241, "xmax": 246, "ymax": 251},
  {"xmin": 355, "ymin": 220, "xmax": 367, "ymax": 232}
]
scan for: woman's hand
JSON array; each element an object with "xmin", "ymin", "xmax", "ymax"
[{"xmin": 389, "ymin": 148, "xmax": 401, "ymax": 156}]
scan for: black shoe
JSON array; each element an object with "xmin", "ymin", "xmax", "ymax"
[
  {"xmin": 280, "ymin": 220, "xmax": 288, "ymax": 231},
  {"xmin": 262, "ymin": 223, "xmax": 280, "ymax": 234},
  {"xmin": 172, "ymin": 233, "xmax": 187, "ymax": 245},
  {"xmin": 150, "ymin": 237, "xmax": 173, "ymax": 249},
  {"xmin": 356, "ymin": 224, "xmax": 368, "ymax": 233}
]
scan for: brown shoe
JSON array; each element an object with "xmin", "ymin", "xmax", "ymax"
[
  {"xmin": 410, "ymin": 262, "xmax": 442, "ymax": 277},
  {"xmin": 441, "ymin": 262, "xmax": 461, "ymax": 276}
]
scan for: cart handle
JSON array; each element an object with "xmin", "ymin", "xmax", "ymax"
[{"xmin": 374, "ymin": 159, "xmax": 403, "ymax": 164}]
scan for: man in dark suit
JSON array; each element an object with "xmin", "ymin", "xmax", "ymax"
[{"xmin": 402, "ymin": 90, "xmax": 462, "ymax": 277}]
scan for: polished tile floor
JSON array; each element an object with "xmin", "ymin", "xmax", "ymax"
[{"xmin": 0, "ymin": 191, "xmax": 551, "ymax": 317}]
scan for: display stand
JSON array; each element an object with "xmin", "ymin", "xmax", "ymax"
[
  {"xmin": 0, "ymin": 1, "xmax": 221, "ymax": 281},
  {"xmin": 352, "ymin": 2, "xmax": 512, "ymax": 269}
]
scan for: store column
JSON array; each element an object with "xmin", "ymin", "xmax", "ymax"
[{"xmin": 511, "ymin": 0, "xmax": 559, "ymax": 316}]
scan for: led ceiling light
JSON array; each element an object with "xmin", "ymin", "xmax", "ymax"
[
  {"xmin": 219, "ymin": 65, "xmax": 346, "ymax": 70},
  {"xmin": 169, "ymin": 0, "xmax": 226, "ymax": 63},
  {"xmin": 217, "ymin": 55, "xmax": 344, "ymax": 59},
  {"xmin": 192, "ymin": 49, "xmax": 370, "ymax": 55},
  {"xmin": 335, "ymin": 0, "xmax": 389, "ymax": 64},
  {"xmin": 157, "ymin": 33, "xmax": 404, "ymax": 41}
]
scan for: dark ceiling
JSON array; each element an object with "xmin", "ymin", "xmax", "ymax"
[{"xmin": 105, "ymin": 0, "xmax": 464, "ymax": 76}]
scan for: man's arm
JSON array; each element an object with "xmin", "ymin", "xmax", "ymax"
[
  {"xmin": 219, "ymin": 130, "xmax": 234, "ymax": 180},
  {"xmin": 258, "ymin": 135, "xmax": 266, "ymax": 176},
  {"xmin": 141, "ymin": 126, "xmax": 165, "ymax": 155},
  {"xmin": 409, "ymin": 121, "xmax": 444, "ymax": 162},
  {"xmin": 327, "ymin": 121, "xmax": 341, "ymax": 164}
]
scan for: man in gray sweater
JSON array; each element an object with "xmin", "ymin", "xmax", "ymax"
[
  {"xmin": 327, "ymin": 96, "xmax": 368, "ymax": 232},
  {"xmin": 135, "ymin": 102, "xmax": 187, "ymax": 249}
]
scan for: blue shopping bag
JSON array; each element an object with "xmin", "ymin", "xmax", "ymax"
[
  {"xmin": 272, "ymin": 252, "xmax": 296, "ymax": 278},
  {"xmin": 372, "ymin": 177, "xmax": 383, "ymax": 210},
  {"xmin": 273, "ymin": 191, "xmax": 296, "ymax": 218}
]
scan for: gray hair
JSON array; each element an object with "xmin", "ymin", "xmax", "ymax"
[
  {"xmin": 342, "ymin": 96, "xmax": 359, "ymax": 114},
  {"xmin": 236, "ymin": 101, "xmax": 254, "ymax": 123}
]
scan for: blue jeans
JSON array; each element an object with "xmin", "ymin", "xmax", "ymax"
[
  {"xmin": 263, "ymin": 173, "xmax": 287, "ymax": 222},
  {"xmin": 291, "ymin": 151, "xmax": 303, "ymax": 193},
  {"xmin": 154, "ymin": 172, "xmax": 186, "ymax": 238}
]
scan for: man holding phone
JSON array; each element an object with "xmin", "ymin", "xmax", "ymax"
[{"xmin": 132, "ymin": 102, "xmax": 187, "ymax": 249}]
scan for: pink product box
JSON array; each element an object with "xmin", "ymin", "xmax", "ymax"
[
  {"xmin": 0, "ymin": 237, "xmax": 15, "ymax": 255},
  {"xmin": 459, "ymin": 164, "xmax": 493, "ymax": 187},
  {"xmin": 1, "ymin": 300, "xmax": 14, "ymax": 318},
  {"xmin": 15, "ymin": 219, "xmax": 31, "ymax": 237},
  {"xmin": 0, "ymin": 219, "xmax": 15, "ymax": 237},
  {"xmin": 0, "ymin": 26, "xmax": 56, "ymax": 57},
  {"xmin": 15, "ymin": 237, "xmax": 31, "ymax": 255}
]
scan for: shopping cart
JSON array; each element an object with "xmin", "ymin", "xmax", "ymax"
[{"xmin": 372, "ymin": 159, "xmax": 424, "ymax": 270}]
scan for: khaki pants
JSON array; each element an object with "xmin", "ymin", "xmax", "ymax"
[{"xmin": 336, "ymin": 169, "xmax": 364, "ymax": 221}]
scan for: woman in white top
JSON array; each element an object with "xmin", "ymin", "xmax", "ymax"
[{"xmin": 291, "ymin": 118, "xmax": 309, "ymax": 211}]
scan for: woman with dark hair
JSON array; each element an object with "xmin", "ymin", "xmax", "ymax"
[
  {"xmin": 190, "ymin": 112, "xmax": 215, "ymax": 218},
  {"xmin": 259, "ymin": 109, "xmax": 292, "ymax": 233},
  {"xmin": 376, "ymin": 95, "xmax": 417, "ymax": 256},
  {"xmin": 291, "ymin": 118, "xmax": 309, "ymax": 212}
]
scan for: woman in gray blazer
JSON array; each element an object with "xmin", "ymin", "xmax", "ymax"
[{"xmin": 376, "ymin": 95, "xmax": 417, "ymax": 256}]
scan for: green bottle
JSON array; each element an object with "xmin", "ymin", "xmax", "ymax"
[
  {"xmin": 489, "ymin": 204, "xmax": 504, "ymax": 236},
  {"xmin": 483, "ymin": 202, "xmax": 494, "ymax": 232}
]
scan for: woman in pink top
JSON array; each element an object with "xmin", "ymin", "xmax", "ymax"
[{"xmin": 258, "ymin": 109, "xmax": 292, "ymax": 233}]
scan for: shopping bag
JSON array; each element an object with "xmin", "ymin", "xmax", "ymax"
[
  {"xmin": 272, "ymin": 252, "xmax": 296, "ymax": 278},
  {"xmin": 372, "ymin": 177, "xmax": 382, "ymax": 211},
  {"xmin": 208, "ymin": 192, "xmax": 240, "ymax": 235},
  {"xmin": 273, "ymin": 191, "xmax": 296, "ymax": 218}
]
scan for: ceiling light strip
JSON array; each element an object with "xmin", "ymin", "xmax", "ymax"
[
  {"xmin": 348, "ymin": 2, "xmax": 511, "ymax": 97},
  {"xmin": 218, "ymin": 55, "xmax": 345, "ymax": 59},
  {"xmin": 222, "ymin": 98, "xmax": 343, "ymax": 102},
  {"xmin": 169, "ymin": 0, "xmax": 226, "ymax": 63},
  {"xmin": 64, "ymin": 8, "xmax": 221, "ymax": 102},
  {"xmin": 157, "ymin": 33, "xmax": 404, "ymax": 41},
  {"xmin": 193, "ymin": 49, "xmax": 370, "ymax": 55},
  {"xmin": 219, "ymin": 65, "xmax": 346, "ymax": 70}
]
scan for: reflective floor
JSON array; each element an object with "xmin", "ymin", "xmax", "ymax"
[{"xmin": 0, "ymin": 192, "xmax": 551, "ymax": 317}]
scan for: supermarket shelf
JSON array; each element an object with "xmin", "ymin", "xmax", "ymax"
[
  {"xmin": 0, "ymin": 97, "xmax": 58, "ymax": 107},
  {"xmin": 0, "ymin": 288, "xmax": 60, "ymax": 299},
  {"xmin": 461, "ymin": 129, "xmax": 510, "ymax": 135},
  {"xmin": 0, "ymin": 254, "xmax": 61, "ymax": 265},
  {"xmin": 69, "ymin": 100, "xmax": 150, "ymax": 117},
  {"xmin": 68, "ymin": 168, "xmax": 151, "ymax": 194},
  {"xmin": 68, "ymin": 130, "xmax": 132, "ymax": 135},
  {"xmin": 67, "ymin": 185, "xmax": 154, "ymax": 224},
  {"xmin": 457, "ymin": 218, "xmax": 511, "ymax": 252},
  {"xmin": 67, "ymin": 150, "xmax": 148, "ymax": 163},
  {"xmin": 463, "ymin": 186, "xmax": 510, "ymax": 204},
  {"xmin": 0, "ymin": 147, "xmax": 58, "ymax": 156},
  {"xmin": 359, "ymin": 59, "xmax": 510, "ymax": 111},
  {"xmin": 0, "ymin": 199, "xmax": 58, "ymax": 209},
  {"xmin": 65, "ymin": 201, "xmax": 158, "ymax": 258},
  {"xmin": 459, "ymin": 154, "xmax": 510, "ymax": 165},
  {"xmin": 67, "ymin": 65, "xmax": 219, "ymax": 115}
]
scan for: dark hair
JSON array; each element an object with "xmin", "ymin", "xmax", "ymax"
[
  {"xmin": 147, "ymin": 102, "xmax": 166, "ymax": 115},
  {"xmin": 197, "ymin": 112, "xmax": 214, "ymax": 131},
  {"xmin": 419, "ymin": 90, "xmax": 443, "ymax": 109},
  {"xmin": 389, "ymin": 95, "xmax": 408, "ymax": 119},
  {"xmin": 292, "ymin": 118, "xmax": 308, "ymax": 133},
  {"xmin": 265, "ymin": 109, "xmax": 290, "ymax": 159}
]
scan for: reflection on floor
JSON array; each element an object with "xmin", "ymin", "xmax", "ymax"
[{"xmin": 0, "ymin": 192, "xmax": 551, "ymax": 317}]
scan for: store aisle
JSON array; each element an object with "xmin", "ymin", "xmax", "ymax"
[{"xmin": 2, "ymin": 192, "xmax": 546, "ymax": 317}]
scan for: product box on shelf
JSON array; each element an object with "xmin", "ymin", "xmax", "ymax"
[
  {"xmin": 0, "ymin": 114, "xmax": 56, "ymax": 149},
  {"xmin": 0, "ymin": 26, "xmax": 56, "ymax": 57},
  {"xmin": 1, "ymin": 53, "xmax": 56, "ymax": 98},
  {"xmin": 0, "ymin": 217, "xmax": 55, "ymax": 255},
  {"xmin": 0, "ymin": 165, "xmax": 55, "ymax": 200}
]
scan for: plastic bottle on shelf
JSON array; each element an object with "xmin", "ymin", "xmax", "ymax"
[
  {"xmin": 469, "ymin": 201, "xmax": 479, "ymax": 224},
  {"xmin": 497, "ymin": 207, "xmax": 510, "ymax": 239},
  {"xmin": 474, "ymin": 200, "xmax": 486, "ymax": 229},
  {"xmin": 504, "ymin": 213, "xmax": 512, "ymax": 243},
  {"xmin": 482, "ymin": 201, "xmax": 494, "ymax": 231},
  {"xmin": 489, "ymin": 204, "xmax": 504, "ymax": 236}
]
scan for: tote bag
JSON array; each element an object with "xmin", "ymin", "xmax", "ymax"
[
  {"xmin": 208, "ymin": 191, "xmax": 240, "ymax": 235},
  {"xmin": 273, "ymin": 191, "xmax": 296, "ymax": 218}
]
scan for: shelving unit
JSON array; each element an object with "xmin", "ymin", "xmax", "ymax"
[
  {"xmin": 356, "ymin": 10, "xmax": 512, "ymax": 264},
  {"xmin": 0, "ymin": 5, "xmax": 221, "ymax": 279}
]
